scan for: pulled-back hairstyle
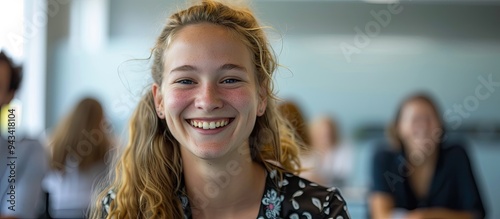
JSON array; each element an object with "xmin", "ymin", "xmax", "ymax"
[
  {"xmin": 91, "ymin": 1, "xmax": 301, "ymax": 218},
  {"xmin": 49, "ymin": 97, "xmax": 111, "ymax": 173}
]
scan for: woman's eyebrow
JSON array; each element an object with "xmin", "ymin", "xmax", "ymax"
[
  {"xmin": 170, "ymin": 63, "xmax": 247, "ymax": 74},
  {"xmin": 170, "ymin": 65, "xmax": 197, "ymax": 73},
  {"xmin": 219, "ymin": 63, "xmax": 247, "ymax": 72}
]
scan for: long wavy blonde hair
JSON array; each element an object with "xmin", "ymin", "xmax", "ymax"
[
  {"xmin": 91, "ymin": 1, "xmax": 302, "ymax": 218},
  {"xmin": 49, "ymin": 97, "xmax": 111, "ymax": 173}
]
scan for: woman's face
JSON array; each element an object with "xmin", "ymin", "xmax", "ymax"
[
  {"xmin": 397, "ymin": 99, "xmax": 441, "ymax": 153},
  {"xmin": 153, "ymin": 23, "xmax": 266, "ymax": 160},
  {"xmin": 310, "ymin": 119, "xmax": 336, "ymax": 151}
]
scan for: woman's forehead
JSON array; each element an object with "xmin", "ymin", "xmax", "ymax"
[
  {"xmin": 400, "ymin": 100, "xmax": 439, "ymax": 120},
  {"xmin": 163, "ymin": 23, "xmax": 254, "ymax": 73},
  {"xmin": 167, "ymin": 23, "xmax": 242, "ymax": 48}
]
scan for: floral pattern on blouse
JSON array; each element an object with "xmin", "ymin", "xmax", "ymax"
[
  {"xmin": 102, "ymin": 169, "xmax": 351, "ymax": 219},
  {"xmin": 262, "ymin": 188, "xmax": 284, "ymax": 218}
]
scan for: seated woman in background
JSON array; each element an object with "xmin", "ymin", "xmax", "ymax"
[
  {"xmin": 308, "ymin": 115, "xmax": 352, "ymax": 188},
  {"xmin": 43, "ymin": 97, "xmax": 113, "ymax": 218},
  {"xmin": 277, "ymin": 101, "xmax": 319, "ymax": 182},
  {"xmin": 369, "ymin": 93, "xmax": 486, "ymax": 219},
  {"xmin": 277, "ymin": 100, "xmax": 310, "ymax": 148}
]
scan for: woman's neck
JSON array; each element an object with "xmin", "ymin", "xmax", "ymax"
[
  {"xmin": 405, "ymin": 145, "xmax": 439, "ymax": 200},
  {"xmin": 403, "ymin": 144, "xmax": 439, "ymax": 172},
  {"xmin": 180, "ymin": 144, "xmax": 266, "ymax": 218}
]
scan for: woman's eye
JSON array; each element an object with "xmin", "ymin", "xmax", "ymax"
[
  {"xmin": 222, "ymin": 78, "xmax": 240, "ymax": 84},
  {"xmin": 176, "ymin": 79, "xmax": 195, "ymax": 84}
]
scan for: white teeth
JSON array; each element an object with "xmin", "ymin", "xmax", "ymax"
[{"xmin": 190, "ymin": 119, "xmax": 230, "ymax": 129}]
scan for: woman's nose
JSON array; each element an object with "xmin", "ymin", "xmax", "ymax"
[{"xmin": 194, "ymin": 84, "xmax": 223, "ymax": 112}]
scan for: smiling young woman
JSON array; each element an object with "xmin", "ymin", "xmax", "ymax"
[{"xmin": 90, "ymin": 1, "xmax": 350, "ymax": 219}]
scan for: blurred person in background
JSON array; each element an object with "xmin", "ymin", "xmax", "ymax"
[
  {"xmin": 277, "ymin": 100, "xmax": 310, "ymax": 147},
  {"xmin": 43, "ymin": 97, "xmax": 112, "ymax": 218},
  {"xmin": 0, "ymin": 50, "xmax": 48, "ymax": 218},
  {"xmin": 276, "ymin": 101, "xmax": 319, "ymax": 181},
  {"xmin": 308, "ymin": 115, "xmax": 353, "ymax": 188},
  {"xmin": 369, "ymin": 93, "xmax": 486, "ymax": 219},
  {"xmin": 277, "ymin": 102, "xmax": 353, "ymax": 188}
]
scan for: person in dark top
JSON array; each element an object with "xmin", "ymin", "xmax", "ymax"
[
  {"xmin": 90, "ymin": 1, "xmax": 350, "ymax": 218},
  {"xmin": 369, "ymin": 93, "xmax": 486, "ymax": 219}
]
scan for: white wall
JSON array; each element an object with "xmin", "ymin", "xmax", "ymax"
[
  {"xmin": 274, "ymin": 35, "xmax": 500, "ymax": 137},
  {"xmin": 46, "ymin": 1, "xmax": 500, "ymax": 136}
]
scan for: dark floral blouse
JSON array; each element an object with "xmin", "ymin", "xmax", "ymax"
[{"xmin": 102, "ymin": 169, "xmax": 351, "ymax": 219}]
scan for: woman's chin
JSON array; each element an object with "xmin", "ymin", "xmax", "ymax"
[{"xmin": 188, "ymin": 145, "xmax": 232, "ymax": 160}]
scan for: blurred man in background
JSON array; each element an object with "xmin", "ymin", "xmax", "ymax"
[{"xmin": 0, "ymin": 50, "xmax": 47, "ymax": 219}]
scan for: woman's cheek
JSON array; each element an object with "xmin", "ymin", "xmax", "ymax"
[
  {"xmin": 164, "ymin": 89, "xmax": 193, "ymax": 113},
  {"xmin": 223, "ymin": 88, "xmax": 258, "ymax": 112}
]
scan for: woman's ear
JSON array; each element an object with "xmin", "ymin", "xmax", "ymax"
[
  {"xmin": 152, "ymin": 83, "xmax": 165, "ymax": 119},
  {"xmin": 257, "ymin": 85, "xmax": 267, "ymax": 116}
]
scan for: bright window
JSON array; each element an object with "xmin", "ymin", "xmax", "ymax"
[{"xmin": 0, "ymin": 0, "xmax": 25, "ymax": 60}]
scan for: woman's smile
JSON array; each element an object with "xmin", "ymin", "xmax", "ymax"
[{"xmin": 187, "ymin": 118, "xmax": 233, "ymax": 130}]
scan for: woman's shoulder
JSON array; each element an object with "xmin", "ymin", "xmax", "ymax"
[
  {"xmin": 441, "ymin": 141, "xmax": 469, "ymax": 157},
  {"xmin": 372, "ymin": 141, "xmax": 400, "ymax": 165},
  {"xmin": 439, "ymin": 142, "xmax": 474, "ymax": 169},
  {"xmin": 270, "ymin": 171, "xmax": 350, "ymax": 218}
]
